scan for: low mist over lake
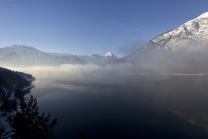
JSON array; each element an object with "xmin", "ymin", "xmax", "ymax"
[{"xmin": 12, "ymin": 66, "xmax": 208, "ymax": 139}]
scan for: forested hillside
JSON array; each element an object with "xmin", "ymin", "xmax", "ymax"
[{"xmin": 0, "ymin": 67, "xmax": 35, "ymax": 114}]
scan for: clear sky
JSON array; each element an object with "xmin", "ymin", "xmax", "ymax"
[{"xmin": 0, "ymin": 0, "xmax": 208, "ymax": 58}]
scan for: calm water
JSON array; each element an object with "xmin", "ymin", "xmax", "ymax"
[{"xmin": 30, "ymin": 75, "xmax": 208, "ymax": 139}]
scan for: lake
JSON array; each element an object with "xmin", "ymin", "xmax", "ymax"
[{"xmin": 29, "ymin": 75, "xmax": 208, "ymax": 139}]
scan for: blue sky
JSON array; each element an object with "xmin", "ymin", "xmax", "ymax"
[{"xmin": 0, "ymin": 0, "xmax": 208, "ymax": 57}]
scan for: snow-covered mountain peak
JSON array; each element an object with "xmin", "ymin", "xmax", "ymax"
[
  {"xmin": 104, "ymin": 52, "xmax": 114, "ymax": 57},
  {"xmin": 123, "ymin": 12, "xmax": 208, "ymax": 62},
  {"xmin": 100, "ymin": 52, "xmax": 118, "ymax": 66},
  {"xmin": 196, "ymin": 12, "xmax": 208, "ymax": 19},
  {"xmin": 143, "ymin": 12, "xmax": 208, "ymax": 51}
]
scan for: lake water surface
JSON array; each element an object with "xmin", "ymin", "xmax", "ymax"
[{"xmin": 29, "ymin": 75, "xmax": 208, "ymax": 139}]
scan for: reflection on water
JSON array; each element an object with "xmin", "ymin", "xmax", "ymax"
[{"xmin": 30, "ymin": 75, "xmax": 208, "ymax": 139}]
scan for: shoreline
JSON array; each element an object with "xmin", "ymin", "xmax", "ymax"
[{"xmin": 22, "ymin": 84, "xmax": 35, "ymax": 92}]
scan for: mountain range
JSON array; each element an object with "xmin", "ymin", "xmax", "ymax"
[
  {"xmin": 1, "ymin": 12, "xmax": 208, "ymax": 67},
  {"xmin": 0, "ymin": 45, "xmax": 118, "ymax": 67}
]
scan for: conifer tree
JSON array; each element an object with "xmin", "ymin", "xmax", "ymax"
[{"xmin": 7, "ymin": 95, "xmax": 57, "ymax": 139}]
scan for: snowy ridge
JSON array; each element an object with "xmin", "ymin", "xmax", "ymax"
[
  {"xmin": 0, "ymin": 45, "xmax": 56, "ymax": 64},
  {"xmin": 196, "ymin": 12, "xmax": 208, "ymax": 19},
  {"xmin": 125, "ymin": 12, "xmax": 208, "ymax": 61}
]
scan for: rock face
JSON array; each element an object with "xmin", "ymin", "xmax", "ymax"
[
  {"xmin": 124, "ymin": 12, "xmax": 208, "ymax": 61},
  {"xmin": 100, "ymin": 52, "xmax": 118, "ymax": 66}
]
